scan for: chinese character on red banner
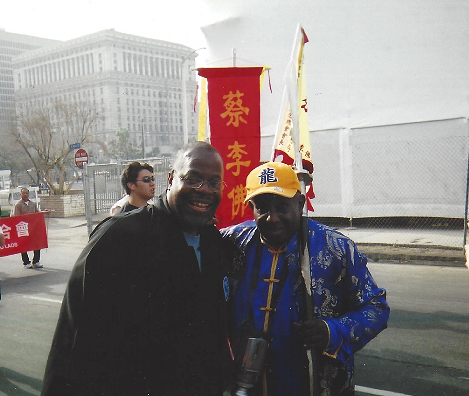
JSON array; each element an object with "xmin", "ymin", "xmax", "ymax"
[
  {"xmin": 0, "ymin": 212, "xmax": 48, "ymax": 257},
  {"xmin": 221, "ymin": 90, "xmax": 250, "ymax": 127},
  {"xmin": 197, "ymin": 67, "xmax": 263, "ymax": 228}
]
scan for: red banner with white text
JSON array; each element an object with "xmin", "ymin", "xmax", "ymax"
[
  {"xmin": 0, "ymin": 212, "xmax": 48, "ymax": 257},
  {"xmin": 197, "ymin": 67, "xmax": 263, "ymax": 228}
]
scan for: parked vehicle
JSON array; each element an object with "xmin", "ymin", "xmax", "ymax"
[{"xmin": 0, "ymin": 170, "xmax": 11, "ymax": 190}]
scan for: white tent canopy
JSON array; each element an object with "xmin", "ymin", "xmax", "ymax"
[
  {"xmin": 199, "ymin": 0, "xmax": 469, "ymax": 132},
  {"xmin": 197, "ymin": 0, "xmax": 469, "ymax": 218}
]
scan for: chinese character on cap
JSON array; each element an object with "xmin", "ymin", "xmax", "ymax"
[{"xmin": 244, "ymin": 162, "xmax": 301, "ymax": 202}]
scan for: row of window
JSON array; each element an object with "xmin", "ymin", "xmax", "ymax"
[
  {"xmin": 0, "ymin": 54, "xmax": 14, "ymax": 62},
  {"xmin": 118, "ymin": 42, "xmax": 182, "ymax": 58},
  {"xmin": 17, "ymin": 88, "xmax": 185, "ymax": 113},
  {"xmin": 0, "ymin": 88, "xmax": 14, "ymax": 95},
  {"xmin": 122, "ymin": 98, "xmax": 181, "ymax": 109},
  {"xmin": 119, "ymin": 107, "xmax": 182, "ymax": 119},
  {"xmin": 0, "ymin": 102, "xmax": 15, "ymax": 109},
  {"xmin": 18, "ymin": 53, "xmax": 97, "ymax": 87},
  {"xmin": 135, "ymin": 134, "xmax": 183, "ymax": 147},
  {"xmin": 121, "ymin": 87, "xmax": 181, "ymax": 100},
  {"xmin": 18, "ymin": 89, "xmax": 98, "ymax": 106},
  {"xmin": 124, "ymin": 123, "xmax": 184, "ymax": 134},
  {"xmin": 0, "ymin": 95, "xmax": 15, "ymax": 102},
  {"xmin": 15, "ymin": 39, "xmax": 184, "ymax": 69},
  {"xmin": 122, "ymin": 52, "xmax": 182, "ymax": 79},
  {"xmin": 122, "ymin": 114, "xmax": 182, "ymax": 124},
  {"xmin": 16, "ymin": 51, "xmax": 192, "ymax": 88},
  {"xmin": 0, "ymin": 47, "xmax": 23, "ymax": 56},
  {"xmin": 0, "ymin": 40, "xmax": 38, "ymax": 50}
]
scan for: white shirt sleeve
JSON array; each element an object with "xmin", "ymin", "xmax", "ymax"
[{"xmin": 110, "ymin": 195, "xmax": 130, "ymax": 215}]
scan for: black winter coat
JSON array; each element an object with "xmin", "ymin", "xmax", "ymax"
[{"xmin": 41, "ymin": 194, "xmax": 233, "ymax": 396}]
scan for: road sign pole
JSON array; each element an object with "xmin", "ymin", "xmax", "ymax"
[{"xmin": 83, "ymin": 163, "xmax": 93, "ymax": 236}]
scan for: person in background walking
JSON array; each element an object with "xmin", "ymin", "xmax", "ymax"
[{"xmin": 14, "ymin": 187, "xmax": 42, "ymax": 269}]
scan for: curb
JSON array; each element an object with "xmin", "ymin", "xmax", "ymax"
[
  {"xmin": 47, "ymin": 217, "xmax": 468, "ymax": 268},
  {"xmin": 358, "ymin": 243, "xmax": 466, "ymax": 267}
]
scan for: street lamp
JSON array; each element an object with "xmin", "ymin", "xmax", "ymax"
[{"xmin": 181, "ymin": 47, "xmax": 205, "ymax": 145}]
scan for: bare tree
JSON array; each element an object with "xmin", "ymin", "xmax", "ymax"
[
  {"xmin": 108, "ymin": 128, "xmax": 141, "ymax": 160},
  {"xmin": 0, "ymin": 132, "xmax": 31, "ymax": 186},
  {"xmin": 12, "ymin": 97, "xmax": 100, "ymax": 194}
]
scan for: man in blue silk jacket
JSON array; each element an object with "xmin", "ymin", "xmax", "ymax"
[{"xmin": 222, "ymin": 162, "xmax": 390, "ymax": 396}]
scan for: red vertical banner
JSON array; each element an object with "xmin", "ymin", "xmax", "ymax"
[{"xmin": 198, "ymin": 67, "xmax": 263, "ymax": 228}]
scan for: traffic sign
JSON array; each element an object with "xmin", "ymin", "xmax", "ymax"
[
  {"xmin": 74, "ymin": 148, "xmax": 89, "ymax": 169},
  {"xmin": 70, "ymin": 143, "xmax": 81, "ymax": 150}
]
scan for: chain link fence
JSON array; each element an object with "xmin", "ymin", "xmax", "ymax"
[
  {"xmin": 82, "ymin": 118, "xmax": 469, "ymax": 252},
  {"xmin": 308, "ymin": 118, "xmax": 469, "ymax": 249}
]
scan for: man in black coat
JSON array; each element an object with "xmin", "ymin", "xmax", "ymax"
[{"xmin": 41, "ymin": 142, "xmax": 233, "ymax": 396}]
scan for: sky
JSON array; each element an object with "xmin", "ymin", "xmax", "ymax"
[
  {"xmin": 3, "ymin": 0, "xmax": 468, "ymax": 132},
  {"xmin": 1, "ymin": 0, "xmax": 210, "ymax": 49}
]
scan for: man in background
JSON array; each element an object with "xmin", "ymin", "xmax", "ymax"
[
  {"xmin": 110, "ymin": 162, "xmax": 155, "ymax": 214},
  {"xmin": 14, "ymin": 187, "xmax": 42, "ymax": 268}
]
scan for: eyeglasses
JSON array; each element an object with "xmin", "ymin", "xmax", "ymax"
[
  {"xmin": 178, "ymin": 175, "xmax": 226, "ymax": 191},
  {"xmin": 136, "ymin": 176, "xmax": 155, "ymax": 183}
]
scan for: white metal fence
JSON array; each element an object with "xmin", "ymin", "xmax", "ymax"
[{"xmin": 261, "ymin": 117, "xmax": 469, "ymax": 249}]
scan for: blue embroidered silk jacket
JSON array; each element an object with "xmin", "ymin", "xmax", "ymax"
[{"xmin": 222, "ymin": 219, "xmax": 390, "ymax": 396}]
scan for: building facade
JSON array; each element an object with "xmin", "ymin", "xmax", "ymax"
[
  {"xmin": 12, "ymin": 29, "xmax": 199, "ymax": 160},
  {"xmin": 0, "ymin": 29, "xmax": 59, "ymax": 142}
]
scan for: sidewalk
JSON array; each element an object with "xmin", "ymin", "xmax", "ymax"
[
  {"xmin": 337, "ymin": 226, "xmax": 466, "ymax": 267},
  {"xmin": 44, "ymin": 215, "xmax": 467, "ymax": 267}
]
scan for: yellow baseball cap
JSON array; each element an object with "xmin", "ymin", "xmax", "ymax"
[{"xmin": 245, "ymin": 162, "xmax": 301, "ymax": 202}]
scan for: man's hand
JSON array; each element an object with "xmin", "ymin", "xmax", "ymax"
[
  {"xmin": 293, "ymin": 320, "xmax": 330, "ymax": 352},
  {"xmin": 0, "ymin": 232, "xmax": 5, "ymax": 247}
]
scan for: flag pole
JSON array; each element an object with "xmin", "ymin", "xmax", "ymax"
[
  {"xmin": 285, "ymin": 24, "xmax": 303, "ymax": 172},
  {"xmin": 285, "ymin": 23, "xmax": 317, "ymax": 396},
  {"xmin": 271, "ymin": 87, "xmax": 289, "ymax": 161}
]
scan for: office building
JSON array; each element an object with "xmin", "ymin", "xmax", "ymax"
[
  {"xmin": 0, "ymin": 29, "xmax": 59, "ymax": 141},
  {"xmin": 12, "ymin": 29, "xmax": 199, "ymax": 159}
]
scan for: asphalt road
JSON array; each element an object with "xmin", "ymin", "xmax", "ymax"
[
  {"xmin": 0, "ymin": 219, "xmax": 468, "ymax": 396},
  {"xmin": 354, "ymin": 263, "xmax": 469, "ymax": 396}
]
